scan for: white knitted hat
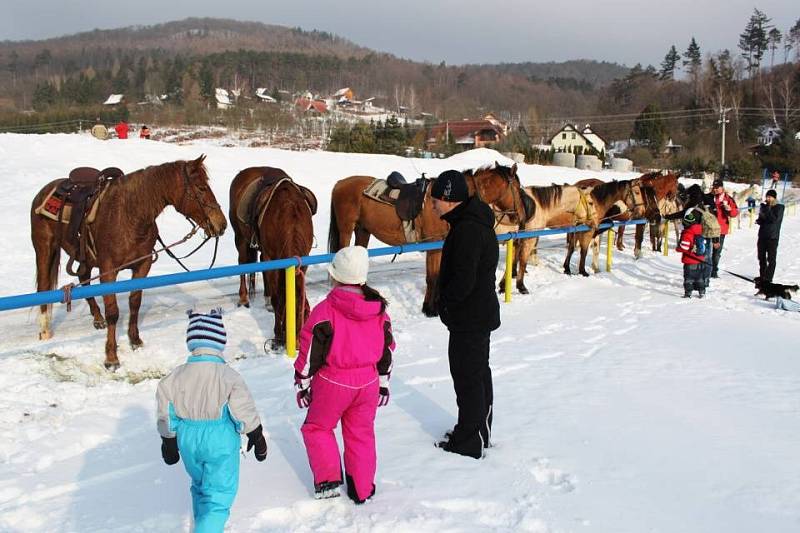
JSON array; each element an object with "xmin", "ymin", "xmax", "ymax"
[{"xmin": 328, "ymin": 246, "xmax": 369, "ymax": 285}]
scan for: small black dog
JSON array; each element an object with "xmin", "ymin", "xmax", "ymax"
[{"xmin": 754, "ymin": 277, "xmax": 799, "ymax": 300}]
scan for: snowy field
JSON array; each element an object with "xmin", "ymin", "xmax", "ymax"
[{"xmin": 0, "ymin": 133, "xmax": 799, "ymax": 533}]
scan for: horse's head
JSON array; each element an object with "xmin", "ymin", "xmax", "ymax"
[
  {"xmin": 177, "ymin": 155, "xmax": 227, "ymax": 237},
  {"xmin": 626, "ymin": 178, "xmax": 651, "ymax": 219},
  {"xmin": 469, "ymin": 162, "xmax": 530, "ymax": 225}
]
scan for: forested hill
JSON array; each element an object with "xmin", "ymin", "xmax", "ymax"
[{"xmin": 0, "ymin": 17, "xmax": 628, "ymax": 119}]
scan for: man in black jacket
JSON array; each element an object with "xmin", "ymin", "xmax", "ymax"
[
  {"xmin": 756, "ymin": 189, "xmax": 785, "ymax": 283},
  {"xmin": 431, "ymin": 169, "xmax": 500, "ymax": 459}
]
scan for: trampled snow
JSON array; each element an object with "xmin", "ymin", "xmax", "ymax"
[{"xmin": 0, "ymin": 133, "xmax": 798, "ymax": 532}]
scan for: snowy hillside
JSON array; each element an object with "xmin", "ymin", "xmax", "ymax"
[{"xmin": 0, "ymin": 133, "xmax": 798, "ymax": 532}]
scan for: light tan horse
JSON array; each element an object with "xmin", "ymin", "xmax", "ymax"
[
  {"xmin": 498, "ymin": 182, "xmax": 598, "ymax": 293},
  {"xmin": 328, "ymin": 163, "xmax": 527, "ymax": 316}
]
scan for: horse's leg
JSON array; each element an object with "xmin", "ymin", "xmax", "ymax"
[
  {"xmin": 99, "ymin": 269, "xmax": 121, "ymax": 370},
  {"xmin": 235, "ymin": 233, "xmax": 254, "ymax": 308},
  {"xmin": 616, "ymin": 224, "xmax": 625, "ymax": 251},
  {"xmin": 354, "ymin": 225, "xmax": 370, "ymax": 248},
  {"xmin": 634, "ymin": 223, "xmax": 645, "ymax": 259},
  {"xmin": 127, "ymin": 258, "xmax": 153, "ymax": 350},
  {"xmin": 79, "ymin": 269, "xmax": 106, "ymax": 329},
  {"xmin": 422, "ymin": 250, "xmax": 441, "ymax": 317},
  {"xmin": 267, "ymin": 269, "xmax": 285, "ymax": 348},
  {"xmin": 578, "ymin": 233, "xmax": 591, "ymax": 277},
  {"xmin": 591, "ymin": 234, "xmax": 600, "ymax": 273},
  {"xmin": 516, "ymin": 237, "xmax": 534, "ymax": 294},
  {"xmin": 530, "ymin": 236, "xmax": 540, "ymax": 266},
  {"xmin": 563, "ymin": 235, "xmax": 575, "ymax": 275},
  {"xmin": 33, "ymin": 223, "xmax": 60, "ymax": 340}
]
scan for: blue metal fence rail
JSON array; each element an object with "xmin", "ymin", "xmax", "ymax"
[{"xmin": 0, "ymin": 219, "xmax": 648, "ymax": 312}]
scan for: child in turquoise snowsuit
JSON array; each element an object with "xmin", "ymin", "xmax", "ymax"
[{"xmin": 156, "ymin": 309, "xmax": 268, "ymax": 532}]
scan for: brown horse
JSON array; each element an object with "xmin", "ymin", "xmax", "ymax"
[
  {"xmin": 328, "ymin": 163, "xmax": 527, "ymax": 316},
  {"xmin": 630, "ymin": 173, "xmax": 680, "ymax": 258},
  {"xmin": 31, "ymin": 156, "xmax": 227, "ymax": 370},
  {"xmin": 229, "ymin": 167, "xmax": 315, "ymax": 348}
]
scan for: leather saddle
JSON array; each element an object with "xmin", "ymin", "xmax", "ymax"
[
  {"xmin": 57, "ymin": 166, "xmax": 123, "ymax": 275},
  {"xmin": 385, "ymin": 171, "xmax": 428, "ymax": 222},
  {"xmin": 242, "ymin": 171, "xmax": 318, "ymax": 235}
]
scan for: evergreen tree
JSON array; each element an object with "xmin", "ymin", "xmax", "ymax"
[
  {"xmin": 768, "ymin": 28, "xmax": 782, "ymax": 67},
  {"xmin": 738, "ymin": 8, "xmax": 772, "ymax": 77},
  {"xmin": 788, "ymin": 19, "xmax": 800, "ymax": 62},
  {"xmin": 683, "ymin": 38, "xmax": 702, "ymax": 74},
  {"xmin": 198, "ymin": 61, "xmax": 214, "ymax": 105},
  {"xmin": 659, "ymin": 46, "xmax": 680, "ymax": 80},
  {"xmin": 632, "ymin": 104, "xmax": 666, "ymax": 151},
  {"xmin": 32, "ymin": 82, "xmax": 57, "ymax": 110}
]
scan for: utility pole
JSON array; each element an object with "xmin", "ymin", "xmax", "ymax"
[{"xmin": 718, "ymin": 107, "xmax": 731, "ymax": 167}]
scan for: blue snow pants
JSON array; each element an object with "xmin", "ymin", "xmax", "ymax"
[{"xmin": 174, "ymin": 406, "xmax": 241, "ymax": 533}]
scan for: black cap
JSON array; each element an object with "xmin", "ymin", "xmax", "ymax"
[
  {"xmin": 712, "ymin": 179, "xmax": 724, "ymax": 188},
  {"xmin": 431, "ymin": 170, "xmax": 469, "ymax": 202},
  {"xmin": 766, "ymin": 189, "xmax": 778, "ymax": 198}
]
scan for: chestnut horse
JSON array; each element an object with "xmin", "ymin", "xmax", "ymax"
[
  {"xmin": 328, "ymin": 163, "xmax": 527, "ymax": 316},
  {"xmin": 229, "ymin": 167, "xmax": 315, "ymax": 348},
  {"xmin": 630, "ymin": 173, "xmax": 680, "ymax": 258},
  {"xmin": 31, "ymin": 156, "xmax": 227, "ymax": 370}
]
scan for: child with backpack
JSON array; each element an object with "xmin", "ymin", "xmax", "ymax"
[
  {"xmin": 676, "ymin": 209, "xmax": 707, "ymax": 298},
  {"xmin": 294, "ymin": 246, "xmax": 395, "ymax": 503},
  {"xmin": 156, "ymin": 309, "xmax": 268, "ymax": 533}
]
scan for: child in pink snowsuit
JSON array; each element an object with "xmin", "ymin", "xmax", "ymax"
[{"xmin": 294, "ymin": 246, "xmax": 395, "ymax": 503}]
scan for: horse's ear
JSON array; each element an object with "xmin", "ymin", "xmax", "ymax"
[{"xmin": 511, "ymin": 163, "xmax": 518, "ymax": 175}]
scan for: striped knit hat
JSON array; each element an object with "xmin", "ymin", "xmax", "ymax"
[{"xmin": 186, "ymin": 308, "xmax": 226, "ymax": 356}]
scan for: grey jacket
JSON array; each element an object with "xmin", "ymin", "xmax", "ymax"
[{"xmin": 156, "ymin": 355, "xmax": 261, "ymax": 438}]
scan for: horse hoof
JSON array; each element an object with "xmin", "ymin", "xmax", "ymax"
[
  {"xmin": 130, "ymin": 339, "xmax": 144, "ymax": 350},
  {"xmin": 237, "ymin": 301, "xmax": 250, "ymax": 308},
  {"xmin": 580, "ymin": 271, "xmax": 590, "ymax": 277},
  {"xmin": 422, "ymin": 308, "xmax": 439, "ymax": 318},
  {"xmin": 104, "ymin": 361, "xmax": 120, "ymax": 372},
  {"xmin": 39, "ymin": 331, "xmax": 52, "ymax": 341},
  {"xmin": 270, "ymin": 339, "xmax": 284, "ymax": 351},
  {"xmin": 93, "ymin": 319, "xmax": 107, "ymax": 329},
  {"xmin": 518, "ymin": 286, "xmax": 529, "ymax": 295}
]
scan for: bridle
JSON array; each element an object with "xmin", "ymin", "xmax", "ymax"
[
  {"xmin": 157, "ymin": 162, "xmax": 222, "ymax": 271},
  {"xmin": 625, "ymin": 179, "xmax": 650, "ymax": 217},
  {"xmin": 469, "ymin": 168, "xmax": 525, "ymax": 229}
]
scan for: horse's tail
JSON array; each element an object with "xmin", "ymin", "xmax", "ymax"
[{"xmin": 328, "ymin": 197, "xmax": 340, "ymax": 253}]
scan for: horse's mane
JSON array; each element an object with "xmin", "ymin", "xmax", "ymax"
[
  {"xmin": 528, "ymin": 184, "xmax": 563, "ymax": 209},
  {"xmin": 463, "ymin": 162, "xmax": 515, "ymax": 179},
  {"xmin": 591, "ymin": 180, "xmax": 627, "ymax": 204},
  {"xmin": 113, "ymin": 159, "xmax": 204, "ymax": 219},
  {"xmin": 640, "ymin": 171, "xmax": 663, "ymax": 180}
]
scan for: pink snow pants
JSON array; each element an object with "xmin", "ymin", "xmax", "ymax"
[{"xmin": 301, "ymin": 374, "xmax": 379, "ymax": 500}]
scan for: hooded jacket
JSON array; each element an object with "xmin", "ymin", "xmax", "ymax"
[
  {"xmin": 436, "ymin": 196, "xmax": 501, "ymax": 332},
  {"xmin": 756, "ymin": 202, "xmax": 784, "ymax": 240},
  {"xmin": 294, "ymin": 286, "xmax": 394, "ymax": 388}
]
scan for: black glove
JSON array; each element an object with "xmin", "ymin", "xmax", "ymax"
[
  {"xmin": 161, "ymin": 437, "xmax": 180, "ymax": 465},
  {"xmin": 246, "ymin": 425, "xmax": 268, "ymax": 462}
]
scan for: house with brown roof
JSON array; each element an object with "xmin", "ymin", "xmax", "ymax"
[
  {"xmin": 426, "ymin": 114, "xmax": 508, "ymax": 149},
  {"xmin": 295, "ymin": 97, "xmax": 328, "ymax": 115}
]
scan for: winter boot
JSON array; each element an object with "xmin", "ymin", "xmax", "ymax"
[
  {"xmin": 314, "ymin": 480, "xmax": 342, "ymax": 500},
  {"xmin": 697, "ymin": 290, "xmax": 705, "ymax": 299},
  {"xmin": 683, "ymin": 291, "xmax": 691, "ymax": 298},
  {"xmin": 345, "ymin": 474, "xmax": 375, "ymax": 505},
  {"xmin": 436, "ymin": 431, "xmax": 484, "ymax": 459}
]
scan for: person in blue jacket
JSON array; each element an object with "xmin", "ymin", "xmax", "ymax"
[{"xmin": 156, "ymin": 309, "xmax": 267, "ymax": 532}]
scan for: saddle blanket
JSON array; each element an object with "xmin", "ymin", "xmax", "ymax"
[
  {"xmin": 34, "ymin": 183, "xmax": 109, "ymax": 225},
  {"xmin": 361, "ymin": 179, "xmax": 417, "ymax": 243}
]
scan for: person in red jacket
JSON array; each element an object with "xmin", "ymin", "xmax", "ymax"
[
  {"xmin": 114, "ymin": 120, "xmax": 129, "ymax": 139},
  {"xmin": 676, "ymin": 209, "xmax": 706, "ymax": 298},
  {"xmin": 708, "ymin": 179, "xmax": 739, "ymax": 278}
]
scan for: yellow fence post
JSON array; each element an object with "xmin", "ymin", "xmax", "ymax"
[
  {"xmin": 606, "ymin": 228, "xmax": 614, "ymax": 272},
  {"xmin": 662, "ymin": 221, "xmax": 669, "ymax": 256},
  {"xmin": 504, "ymin": 238, "xmax": 513, "ymax": 303},
  {"xmin": 286, "ymin": 265, "xmax": 296, "ymax": 358}
]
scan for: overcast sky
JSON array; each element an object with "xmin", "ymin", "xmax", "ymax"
[{"xmin": 3, "ymin": 1, "xmax": 797, "ymax": 67}]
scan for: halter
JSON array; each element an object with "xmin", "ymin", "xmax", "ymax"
[
  {"xmin": 626, "ymin": 179, "xmax": 649, "ymax": 216},
  {"xmin": 178, "ymin": 162, "xmax": 222, "ymax": 233}
]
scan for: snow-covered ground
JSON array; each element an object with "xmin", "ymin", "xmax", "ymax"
[{"xmin": 0, "ymin": 133, "xmax": 799, "ymax": 532}]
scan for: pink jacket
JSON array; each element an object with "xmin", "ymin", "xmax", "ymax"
[{"xmin": 294, "ymin": 287, "xmax": 395, "ymax": 388}]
